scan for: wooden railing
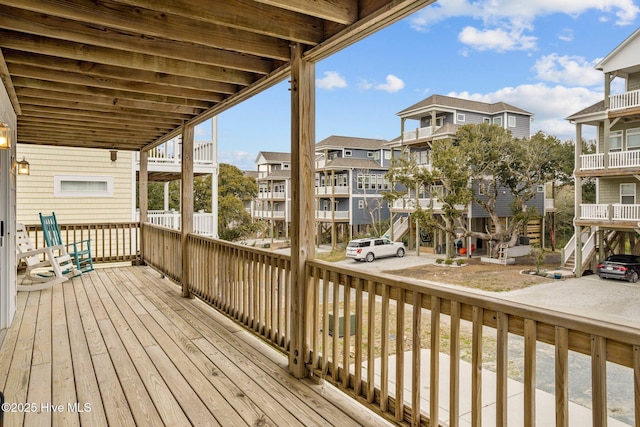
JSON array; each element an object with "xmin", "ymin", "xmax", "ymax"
[
  {"xmin": 187, "ymin": 233, "xmax": 292, "ymax": 353},
  {"xmin": 305, "ymin": 260, "xmax": 640, "ymax": 427},
  {"xmin": 23, "ymin": 222, "xmax": 139, "ymax": 263},
  {"xmin": 142, "ymin": 223, "xmax": 182, "ymax": 283},
  {"xmin": 142, "ymin": 226, "xmax": 640, "ymax": 426}
]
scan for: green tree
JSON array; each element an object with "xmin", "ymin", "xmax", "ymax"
[
  {"xmin": 218, "ymin": 163, "xmax": 261, "ymax": 241},
  {"xmin": 392, "ymin": 124, "xmax": 566, "ymax": 257}
]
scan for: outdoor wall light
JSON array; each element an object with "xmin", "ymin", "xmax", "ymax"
[
  {"xmin": 0, "ymin": 122, "xmax": 10, "ymax": 150},
  {"xmin": 110, "ymin": 150, "xmax": 117, "ymax": 162},
  {"xmin": 16, "ymin": 157, "xmax": 30, "ymax": 175}
]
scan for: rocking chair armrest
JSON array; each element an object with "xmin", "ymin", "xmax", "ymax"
[{"xmin": 18, "ymin": 245, "xmax": 67, "ymax": 260}]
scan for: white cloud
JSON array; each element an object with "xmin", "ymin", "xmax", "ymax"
[
  {"xmin": 316, "ymin": 71, "xmax": 347, "ymax": 90},
  {"xmin": 458, "ymin": 25, "xmax": 536, "ymax": 51},
  {"xmin": 219, "ymin": 151, "xmax": 257, "ymax": 171},
  {"xmin": 375, "ymin": 75, "xmax": 405, "ymax": 93},
  {"xmin": 411, "ymin": 0, "xmax": 639, "ymax": 51},
  {"xmin": 557, "ymin": 28, "xmax": 574, "ymax": 42},
  {"xmin": 533, "ymin": 54, "xmax": 602, "ymax": 86},
  {"xmin": 448, "ymin": 83, "xmax": 603, "ymax": 140},
  {"xmin": 359, "ymin": 75, "xmax": 405, "ymax": 93}
]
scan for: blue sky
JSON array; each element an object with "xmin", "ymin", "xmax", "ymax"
[{"xmin": 194, "ymin": 0, "xmax": 640, "ymax": 170}]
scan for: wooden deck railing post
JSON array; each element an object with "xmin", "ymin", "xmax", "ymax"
[
  {"xmin": 181, "ymin": 123, "xmax": 194, "ymax": 298},
  {"xmin": 139, "ymin": 150, "xmax": 148, "ymax": 264},
  {"xmin": 289, "ymin": 42, "xmax": 315, "ymax": 378}
]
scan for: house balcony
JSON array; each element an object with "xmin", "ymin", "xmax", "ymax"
[
  {"xmin": 258, "ymin": 191, "xmax": 287, "ymax": 199},
  {"xmin": 315, "ymin": 210, "xmax": 349, "ymax": 220},
  {"xmin": 135, "ymin": 140, "xmax": 217, "ymax": 174},
  {"xmin": 577, "ymin": 150, "xmax": 640, "ymax": 176},
  {"xmin": 135, "ymin": 210, "xmax": 215, "ymax": 236},
  {"xmin": 12, "ymin": 222, "xmax": 640, "ymax": 426},
  {"xmin": 609, "ymin": 89, "xmax": 640, "ymax": 113},
  {"xmin": 315, "ymin": 185, "xmax": 350, "ymax": 196},
  {"xmin": 577, "ymin": 203, "xmax": 640, "ymax": 227},
  {"xmin": 391, "ymin": 197, "xmax": 465, "ymax": 213},
  {"xmin": 254, "ymin": 210, "xmax": 286, "ymax": 219},
  {"xmin": 402, "ymin": 126, "xmax": 437, "ymax": 143}
]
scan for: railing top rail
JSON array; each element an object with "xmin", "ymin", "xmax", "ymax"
[{"xmin": 186, "ymin": 232, "xmax": 293, "ymax": 261}]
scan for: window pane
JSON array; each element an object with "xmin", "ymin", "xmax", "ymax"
[
  {"xmin": 610, "ymin": 131, "xmax": 623, "ymax": 151},
  {"xmin": 628, "ymin": 128, "xmax": 640, "ymax": 149},
  {"xmin": 60, "ymin": 180, "xmax": 108, "ymax": 192}
]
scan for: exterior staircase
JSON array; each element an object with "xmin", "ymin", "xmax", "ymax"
[{"xmin": 383, "ymin": 215, "xmax": 409, "ymax": 242}]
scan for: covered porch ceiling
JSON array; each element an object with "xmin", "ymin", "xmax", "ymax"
[{"xmin": 0, "ymin": 0, "xmax": 435, "ymax": 153}]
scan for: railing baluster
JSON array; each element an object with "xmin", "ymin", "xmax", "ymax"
[
  {"xmin": 332, "ymin": 271, "xmax": 340, "ymax": 383},
  {"xmin": 343, "ymin": 275, "xmax": 352, "ymax": 389},
  {"xmin": 592, "ymin": 335, "xmax": 608, "ymax": 427},
  {"xmin": 395, "ymin": 288, "xmax": 406, "ymax": 423},
  {"xmin": 555, "ymin": 326, "xmax": 569, "ymax": 427},
  {"xmin": 412, "ymin": 291, "xmax": 422, "ymax": 427},
  {"xmin": 634, "ymin": 345, "xmax": 640, "ymax": 427},
  {"xmin": 524, "ymin": 319, "xmax": 537, "ymax": 427},
  {"xmin": 311, "ymin": 265, "xmax": 320, "ymax": 371},
  {"xmin": 367, "ymin": 279, "xmax": 376, "ymax": 403},
  {"xmin": 449, "ymin": 301, "xmax": 460, "ymax": 427},
  {"xmin": 471, "ymin": 306, "xmax": 483, "ymax": 427},
  {"xmin": 380, "ymin": 283, "xmax": 389, "ymax": 411},
  {"xmin": 496, "ymin": 312, "xmax": 509, "ymax": 427},
  {"xmin": 322, "ymin": 268, "xmax": 330, "ymax": 377},
  {"xmin": 430, "ymin": 296, "xmax": 440, "ymax": 426},
  {"xmin": 354, "ymin": 276, "xmax": 364, "ymax": 397}
]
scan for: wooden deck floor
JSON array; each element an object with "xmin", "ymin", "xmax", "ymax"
[{"xmin": 1, "ymin": 265, "xmax": 393, "ymax": 427}]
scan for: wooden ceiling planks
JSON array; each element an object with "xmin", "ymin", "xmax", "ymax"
[{"xmin": 0, "ymin": 0, "xmax": 435, "ymax": 152}]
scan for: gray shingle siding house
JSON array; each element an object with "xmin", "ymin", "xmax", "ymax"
[
  {"xmin": 388, "ymin": 94, "xmax": 550, "ymax": 254},
  {"xmin": 315, "ymin": 136, "xmax": 397, "ymax": 247}
]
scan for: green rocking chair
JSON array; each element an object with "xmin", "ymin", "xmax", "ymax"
[{"xmin": 39, "ymin": 212, "xmax": 94, "ymax": 273}]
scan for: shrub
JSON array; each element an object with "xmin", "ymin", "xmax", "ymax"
[
  {"xmin": 445, "ymin": 258, "xmax": 454, "ymax": 265},
  {"xmin": 436, "ymin": 258, "xmax": 444, "ymax": 264}
]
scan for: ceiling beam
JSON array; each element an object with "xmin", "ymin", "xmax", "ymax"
[
  {"xmin": 19, "ymin": 115, "xmax": 173, "ymax": 133},
  {"xmin": 253, "ymin": 0, "xmax": 357, "ymax": 25},
  {"xmin": 0, "ymin": 6, "xmax": 277, "ymax": 75},
  {"xmin": 14, "ymin": 79, "xmax": 218, "ymax": 108},
  {"xmin": 110, "ymin": 0, "xmax": 324, "ymax": 44},
  {"xmin": 1, "ymin": 0, "xmax": 292, "ymax": 60},
  {"xmin": 0, "ymin": 30, "xmax": 257, "ymax": 86},
  {"xmin": 11, "ymin": 69, "xmax": 225, "ymax": 103},
  {"xmin": 21, "ymin": 105, "xmax": 185, "ymax": 126},
  {"xmin": 16, "ymin": 89, "xmax": 206, "ymax": 115},
  {"xmin": 4, "ymin": 50, "xmax": 239, "ymax": 95},
  {"xmin": 18, "ymin": 96, "xmax": 201, "ymax": 118}
]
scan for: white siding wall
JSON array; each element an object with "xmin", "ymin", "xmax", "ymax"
[{"xmin": 16, "ymin": 145, "xmax": 134, "ymax": 225}]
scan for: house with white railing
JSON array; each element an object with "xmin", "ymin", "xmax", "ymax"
[
  {"xmin": 133, "ymin": 129, "xmax": 218, "ymax": 237},
  {"xmin": 567, "ymin": 28, "xmax": 640, "ymax": 276},
  {"xmin": 314, "ymin": 136, "xmax": 397, "ymax": 248},
  {"xmin": 386, "ymin": 95, "xmax": 553, "ymax": 255},
  {"xmin": 17, "ymin": 119, "xmax": 219, "ymax": 237},
  {"xmin": 254, "ymin": 151, "xmax": 292, "ymax": 239}
]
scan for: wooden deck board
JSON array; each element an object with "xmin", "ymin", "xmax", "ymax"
[{"xmin": 1, "ymin": 265, "xmax": 393, "ymax": 427}]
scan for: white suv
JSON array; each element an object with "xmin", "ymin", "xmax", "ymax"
[{"xmin": 346, "ymin": 237, "xmax": 405, "ymax": 262}]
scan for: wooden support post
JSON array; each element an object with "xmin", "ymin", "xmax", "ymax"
[
  {"xmin": 289, "ymin": 42, "xmax": 315, "ymax": 378},
  {"xmin": 139, "ymin": 150, "xmax": 148, "ymax": 264},
  {"xmin": 181, "ymin": 124, "xmax": 194, "ymax": 298}
]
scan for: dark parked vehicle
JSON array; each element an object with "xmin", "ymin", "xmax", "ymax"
[{"xmin": 597, "ymin": 254, "xmax": 640, "ymax": 283}]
